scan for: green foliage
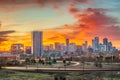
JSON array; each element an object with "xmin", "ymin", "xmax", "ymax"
[
  {"xmin": 31, "ymin": 58, "xmax": 36, "ymax": 64},
  {"xmin": 94, "ymin": 57, "xmax": 103, "ymax": 68},
  {"xmin": 25, "ymin": 58, "xmax": 30, "ymax": 64},
  {"xmin": 6, "ymin": 60, "xmax": 20, "ymax": 66},
  {"xmin": 63, "ymin": 59, "xmax": 66, "ymax": 64}
]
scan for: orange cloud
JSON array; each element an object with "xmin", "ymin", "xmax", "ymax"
[
  {"xmin": 0, "ymin": 0, "xmax": 120, "ymax": 50},
  {"xmin": 69, "ymin": 8, "xmax": 80, "ymax": 14},
  {"xmin": 43, "ymin": 7, "xmax": 120, "ymax": 49}
]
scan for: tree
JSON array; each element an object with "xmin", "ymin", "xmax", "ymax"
[
  {"xmin": 6, "ymin": 60, "xmax": 20, "ymax": 66},
  {"xmin": 63, "ymin": 59, "xmax": 67, "ymax": 70},
  {"xmin": 38, "ymin": 58, "xmax": 42, "ymax": 64},
  {"xmin": 63, "ymin": 59, "xmax": 66, "ymax": 64},
  {"xmin": 41, "ymin": 60, "xmax": 45, "ymax": 65},
  {"xmin": 25, "ymin": 58, "xmax": 30, "ymax": 64},
  {"xmin": 31, "ymin": 58, "xmax": 36, "ymax": 64},
  {"xmin": 98, "ymin": 62, "xmax": 102, "ymax": 68},
  {"xmin": 94, "ymin": 59, "xmax": 99, "ymax": 67},
  {"xmin": 0, "ymin": 60, "xmax": 6, "ymax": 69},
  {"xmin": 94, "ymin": 57, "xmax": 103, "ymax": 68},
  {"xmin": 53, "ymin": 59, "xmax": 57, "ymax": 63},
  {"xmin": 25, "ymin": 58, "xmax": 30, "ymax": 69}
]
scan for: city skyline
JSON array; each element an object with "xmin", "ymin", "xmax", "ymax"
[
  {"xmin": 8, "ymin": 36, "xmax": 119, "ymax": 54},
  {"xmin": 0, "ymin": 32, "xmax": 119, "ymax": 51},
  {"xmin": 0, "ymin": 0, "xmax": 120, "ymax": 51}
]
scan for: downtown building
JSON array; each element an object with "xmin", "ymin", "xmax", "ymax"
[
  {"xmin": 92, "ymin": 37, "xmax": 118, "ymax": 53},
  {"xmin": 66, "ymin": 38, "xmax": 69, "ymax": 52},
  {"xmin": 92, "ymin": 37, "xmax": 99, "ymax": 52},
  {"xmin": 25, "ymin": 46, "xmax": 31, "ymax": 54},
  {"xmin": 54, "ymin": 42, "xmax": 65, "ymax": 52},
  {"xmin": 32, "ymin": 31, "xmax": 43, "ymax": 57},
  {"xmin": 82, "ymin": 41, "xmax": 88, "ymax": 52},
  {"xmin": 68, "ymin": 43, "xmax": 76, "ymax": 53},
  {"xmin": 103, "ymin": 38, "xmax": 109, "ymax": 52},
  {"xmin": 11, "ymin": 44, "xmax": 24, "ymax": 54}
]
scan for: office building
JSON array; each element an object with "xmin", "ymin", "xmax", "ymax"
[
  {"xmin": 32, "ymin": 31, "xmax": 43, "ymax": 57},
  {"xmin": 103, "ymin": 38, "xmax": 108, "ymax": 51},
  {"xmin": 108, "ymin": 42, "xmax": 112, "ymax": 52},
  {"xmin": 99, "ymin": 44, "xmax": 106, "ymax": 52},
  {"xmin": 55, "ymin": 42, "xmax": 65, "ymax": 51},
  {"xmin": 25, "ymin": 46, "xmax": 31, "ymax": 54},
  {"xmin": 49, "ymin": 44, "xmax": 54, "ymax": 51},
  {"xmin": 92, "ymin": 37, "xmax": 99, "ymax": 52},
  {"xmin": 68, "ymin": 43, "xmax": 76, "ymax": 53},
  {"xmin": 55, "ymin": 42, "xmax": 60, "ymax": 51},
  {"xmin": 66, "ymin": 38, "xmax": 69, "ymax": 52},
  {"xmin": 11, "ymin": 44, "xmax": 24, "ymax": 54}
]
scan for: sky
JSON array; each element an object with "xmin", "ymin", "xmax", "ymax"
[{"xmin": 0, "ymin": 0, "xmax": 120, "ymax": 51}]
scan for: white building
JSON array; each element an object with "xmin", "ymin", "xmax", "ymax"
[
  {"xmin": 68, "ymin": 43, "xmax": 76, "ymax": 53},
  {"xmin": 99, "ymin": 44, "xmax": 106, "ymax": 52},
  {"xmin": 32, "ymin": 31, "xmax": 43, "ymax": 57}
]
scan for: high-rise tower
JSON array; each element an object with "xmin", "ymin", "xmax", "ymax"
[
  {"xmin": 103, "ymin": 38, "xmax": 108, "ymax": 51},
  {"xmin": 92, "ymin": 37, "xmax": 99, "ymax": 52},
  {"xmin": 66, "ymin": 38, "xmax": 69, "ymax": 52},
  {"xmin": 32, "ymin": 31, "xmax": 43, "ymax": 57}
]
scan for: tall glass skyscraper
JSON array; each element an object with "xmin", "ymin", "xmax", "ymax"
[
  {"xmin": 92, "ymin": 37, "xmax": 99, "ymax": 52},
  {"xmin": 32, "ymin": 31, "xmax": 43, "ymax": 57},
  {"xmin": 103, "ymin": 38, "xmax": 108, "ymax": 51}
]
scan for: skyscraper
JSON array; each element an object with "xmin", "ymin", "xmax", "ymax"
[
  {"xmin": 82, "ymin": 41, "xmax": 88, "ymax": 52},
  {"xmin": 68, "ymin": 43, "xmax": 76, "ymax": 53},
  {"xmin": 108, "ymin": 42, "xmax": 112, "ymax": 52},
  {"xmin": 32, "ymin": 31, "xmax": 43, "ymax": 57},
  {"xmin": 55, "ymin": 42, "xmax": 60, "ymax": 51},
  {"xmin": 66, "ymin": 38, "xmax": 69, "ymax": 52},
  {"xmin": 66, "ymin": 38, "xmax": 69, "ymax": 46},
  {"xmin": 103, "ymin": 38, "xmax": 108, "ymax": 51},
  {"xmin": 92, "ymin": 37, "xmax": 99, "ymax": 52}
]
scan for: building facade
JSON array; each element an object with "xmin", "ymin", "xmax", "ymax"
[
  {"xmin": 32, "ymin": 31, "xmax": 43, "ymax": 57},
  {"xmin": 11, "ymin": 44, "xmax": 24, "ymax": 54},
  {"xmin": 92, "ymin": 37, "xmax": 99, "ymax": 52}
]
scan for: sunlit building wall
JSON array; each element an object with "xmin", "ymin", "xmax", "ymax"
[{"xmin": 11, "ymin": 44, "xmax": 24, "ymax": 54}]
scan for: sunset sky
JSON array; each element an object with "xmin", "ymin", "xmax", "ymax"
[{"xmin": 0, "ymin": 0, "xmax": 120, "ymax": 51}]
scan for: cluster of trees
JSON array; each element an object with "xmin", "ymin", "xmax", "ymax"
[
  {"xmin": 94, "ymin": 57, "xmax": 103, "ymax": 68},
  {"xmin": 0, "ymin": 59, "xmax": 20, "ymax": 69},
  {"xmin": 94, "ymin": 55, "xmax": 120, "ymax": 68},
  {"xmin": 62, "ymin": 57, "xmax": 73, "ymax": 67},
  {"xmin": 24, "ymin": 58, "xmax": 57, "ymax": 65}
]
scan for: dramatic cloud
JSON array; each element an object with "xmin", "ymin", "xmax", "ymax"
[
  {"xmin": 69, "ymin": 8, "xmax": 80, "ymax": 14},
  {"xmin": 68, "ymin": 7, "xmax": 119, "ymax": 37},
  {"xmin": 0, "ymin": 0, "xmax": 88, "ymax": 4},
  {"xmin": 0, "ymin": 30, "xmax": 16, "ymax": 35},
  {"xmin": 0, "ymin": 0, "xmax": 92, "ymax": 12},
  {"xmin": 0, "ymin": 0, "xmax": 120, "ymax": 49},
  {"xmin": 0, "ymin": 30, "xmax": 16, "ymax": 43},
  {"xmin": 44, "ymin": 7, "xmax": 120, "ymax": 46}
]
